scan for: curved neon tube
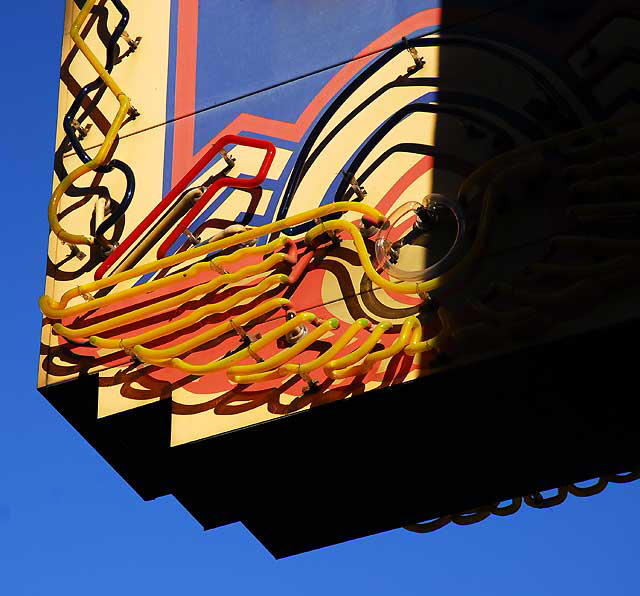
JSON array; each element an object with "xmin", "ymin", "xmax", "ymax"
[
  {"xmin": 49, "ymin": 96, "xmax": 130, "ymax": 246},
  {"xmin": 227, "ymin": 318, "xmax": 340, "ymax": 383},
  {"xmin": 305, "ymin": 162, "xmax": 535, "ymax": 296},
  {"xmin": 130, "ymin": 297, "xmax": 290, "ymax": 364},
  {"xmin": 56, "ymin": 273, "xmax": 288, "ymax": 343},
  {"xmin": 225, "ymin": 314, "xmax": 449, "ymax": 384},
  {"xmin": 49, "ymin": 0, "xmax": 133, "ymax": 246},
  {"xmin": 324, "ymin": 322, "xmax": 391, "ymax": 379},
  {"xmin": 63, "ymin": 0, "xmax": 136, "ymax": 243},
  {"xmin": 53, "ymin": 260, "xmax": 288, "ymax": 341},
  {"xmin": 156, "ymin": 139, "xmax": 276, "ymax": 259},
  {"xmin": 40, "ymin": 238, "xmax": 288, "ymax": 319},
  {"xmin": 160, "ymin": 312, "xmax": 317, "ymax": 374},
  {"xmin": 232, "ymin": 318, "xmax": 372, "ymax": 384},
  {"xmin": 64, "ymin": 0, "xmax": 129, "ymax": 164},
  {"xmin": 360, "ymin": 317, "xmax": 418, "ymax": 366},
  {"xmin": 40, "ymin": 201, "xmax": 384, "ymax": 316},
  {"xmin": 95, "ymin": 135, "xmax": 276, "ymax": 278},
  {"xmin": 329, "ymin": 319, "xmax": 416, "ymax": 379},
  {"xmin": 282, "ymin": 318, "xmax": 371, "ymax": 375}
]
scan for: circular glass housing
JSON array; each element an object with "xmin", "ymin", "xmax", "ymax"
[{"xmin": 375, "ymin": 194, "xmax": 466, "ymax": 281}]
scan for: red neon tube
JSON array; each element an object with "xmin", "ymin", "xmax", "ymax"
[{"xmin": 95, "ymin": 135, "xmax": 276, "ymax": 279}]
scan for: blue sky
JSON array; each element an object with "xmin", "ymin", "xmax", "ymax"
[{"xmin": 0, "ymin": 1, "xmax": 638, "ymax": 594}]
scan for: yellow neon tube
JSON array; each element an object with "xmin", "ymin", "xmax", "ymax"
[
  {"xmin": 306, "ymin": 162, "xmax": 533, "ymax": 296},
  {"xmin": 281, "ymin": 318, "xmax": 371, "ymax": 375},
  {"xmin": 404, "ymin": 309, "xmax": 451, "ymax": 355},
  {"xmin": 41, "ymin": 238, "xmax": 288, "ymax": 318},
  {"xmin": 223, "ymin": 318, "xmax": 371, "ymax": 384},
  {"xmin": 53, "ymin": 263, "xmax": 288, "ymax": 341},
  {"xmin": 162, "ymin": 312, "xmax": 317, "ymax": 374},
  {"xmin": 49, "ymin": 0, "xmax": 132, "ymax": 246},
  {"xmin": 130, "ymin": 297, "xmax": 290, "ymax": 364},
  {"xmin": 53, "ymin": 253, "xmax": 289, "ymax": 337},
  {"xmin": 55, "ymin": 273, "xmax": 287, "ymax": 345},
  {"xmin": 360, "ymin": 316, "xmax": 418, "ymax": 366},
  {"xmin": 330, "ymin": 318, "xmax": 417, "ymax": 378},
  {"xmin": 324, "ymin": 322, "xmax": 391, "ymax": 379},
  {"xmin": 40, "ymin": 201, "xmax": 384, "ymax": 316},
  {"xmin": 227, "ymin": 319, "xmax": 340, "ymax": 383}
]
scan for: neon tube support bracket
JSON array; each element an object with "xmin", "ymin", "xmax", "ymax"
[
  {"xmin": 219, "ymin": 148, "xmax": 236, "ymax": 168},
  {"xmin": 121, "ymin": 31, "xmax": 142, "ymax": 52},
  {"xmin": 341, "ymin": 170, "xmax": 367, "ymax": 201},
  {"xmin": 70, "ymin": 119, "xmax": 92, "ymax": 140},
  {"xmin": 230, "ymin": 318, "xmax": 263, "ymax": 360},
  {"xmin": 68, "ymin": 244, "xmax": 86, "ymax": 261},
  {"xmin": 402, "ymin": 37, "xmax": 425, "ymax": 74},
  {"xmin": 184, "ymin": 229, "xmax": 201, "ymax": 246},
  {"xmin": 312, "ymin": 218, "xmax": 341, "ymax": 246}
]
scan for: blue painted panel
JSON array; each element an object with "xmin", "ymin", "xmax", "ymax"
[{"xmin": 193, "ymin": 0, "xmax": 441, "ymax": 110}]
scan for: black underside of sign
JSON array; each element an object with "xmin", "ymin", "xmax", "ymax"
[{"xmin": 40, "ymin": 317, "xmax": 640, "ymax": 558}]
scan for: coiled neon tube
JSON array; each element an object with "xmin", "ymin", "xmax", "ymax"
[
  {"xmin": 230, "ymin": 318, "xmax": 372, "ymax": 384},
  {"xmin": 40, "ymin": 238, "xmax": 288, "ymax": 319},
  {"xmin": 40, "ymin": 201, "xmax": 385, "ymax": 316},
  {"xmin": 324, "ymin": 322, "xmax": 392, "ymax": 379},
  {"xmin": 227, "ymin": 318, "xmax": 340, "ymax": 383},
  {"xmin": 95, "ymin": 135, "xmax": 276, "ymax": 278},
  {"xmin": 56, "ymin": 273, "xmax": 288, "ymax": 343},
  {"xmin": 130, "ymin": 297, "xmax": 290, "ymax": 365},
  {"xmin": 49, "ymin": 0, "xmax": 133, "ymax": 246},
  {"xmin": 63, "ymin": 0, "xmax": 136, "ymax": 243},
  {"xmin": 155, "ymin": 312, "xmax": 317, "ymax": 374}
]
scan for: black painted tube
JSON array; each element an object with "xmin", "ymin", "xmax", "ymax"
[{"xmin": 274, "ymin": 35, "xmax": 584, "ymax": 234}]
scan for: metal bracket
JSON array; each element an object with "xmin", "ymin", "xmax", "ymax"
[
  {"xmin": 184, "ymin": 229, "xmax": 201, "ymax": 246},
  {"xmin": 128, "ymin": 105, "xmax": 140, "ymax": 120},
  {"xmin": 342, "ymin": 170, "xmax": 367, "ymax": 201},
  {"xmin": 229, "ymin": 318, "xmax": 263, "ymax": 361},
  {"xmin": 300, "ymin": 371, "xmax": 319, "ymax": 394},
  {"xmin": 284, "ymin": 311, "xmax": 308, "ymax": 346},
  {"xmin": 67, "ymin": 243, "xmax": 86, "ymax": 261},
  {"xmin": 403, "ymin": 37, "xmax": 425, "ymax": 74},
  {"xmin": 70, "ymin": 119, "xmax": 92, "ymax": 140},
  {"xmin": 121, "ymin": 31, "xmax": 143, "ymax": 52},
  {"xmin": 209, "ymin": 260, "xmax": 228, "ymax": 274},
  {"xmin": 119, "ymin": 341, "xmax": 142, "ymax": 365},
  {"xmin": 76, "ymin": 285, "xmax": 93, "ymax": 301},
  {"xmin": 313, "ymin": 218, "xmax": 341, "ymax": 246},
  {"xmin": 219, "ymin": 148, "xmax": 236, "ymax": 168}
]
